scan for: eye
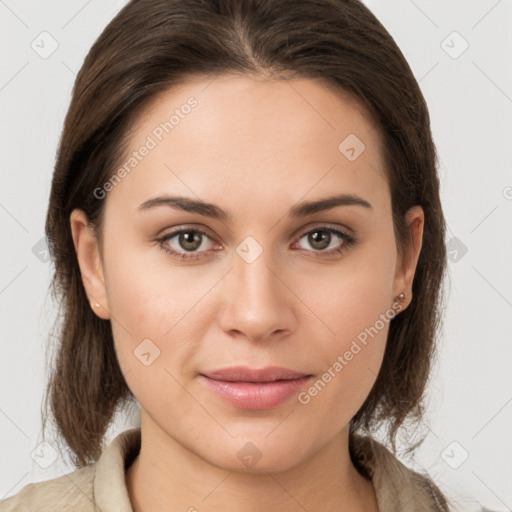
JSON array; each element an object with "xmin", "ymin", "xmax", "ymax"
[
  {"xmin": 156, "ymin": 225, "xmax": 356, "ymax": 261},
  {"xmin": 157, "ymin": 227, "xmax": 217, "ymax": 261},
  {"xmin": 293, "ymin": 226, "xmax": 355, "ymax": 257}
]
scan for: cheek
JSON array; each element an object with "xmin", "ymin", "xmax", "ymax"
[
  {"xmin": 105, "ymin": 265, "xmax": 197, "ymax": 417},
  {"xmin": 314, "ymin": 239, "xmax": 396, "ymax": 346},
  {"xmin": 103, "ymin": 239, "xmax": 211, "ymax": 338},
  {"xmin": 300, "ymin": 245, "xmax": 396, "ymax": 415},
  {"xmin": 102, "ymin": 242, "xmax": 226, "ymax": 400},
  {"xmin": 297, "ymin": 300, "xmax": 391, "ymax": 428}
]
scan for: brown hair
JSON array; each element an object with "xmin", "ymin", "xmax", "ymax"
[{"xmin": 43, "ymin": 0, "xmax": 447, "ymax": 488}]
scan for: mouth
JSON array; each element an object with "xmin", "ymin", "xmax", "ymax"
[
  {"xmin": 199, "ymin": 366, "xmax": 313, "ymax": 410},
  {"xmin": 201, "ymin": 365, "xmax": 311, "ymax": 382}
]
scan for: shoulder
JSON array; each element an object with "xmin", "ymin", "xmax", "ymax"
[
  {"xmin": 0, "ymin": 465, "xmax": 95, "ymax": 512},
  {"xmin": 350, "ymin": 433, "xmax": 499, "ymax": 512},
  {"xmin": 350, "ymin": 433, "xmax": 448, "ymax": 511},
  {"xmin": 0, "ymin": 428, "xmax": 140, "ymax": 512}
]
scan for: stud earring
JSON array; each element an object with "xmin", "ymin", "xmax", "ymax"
[{"xmin": 393, "ymin": 292, "xmax": 406, "ymax": 305}]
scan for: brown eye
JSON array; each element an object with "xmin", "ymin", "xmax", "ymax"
[
  {"xmin": 295, "ymin": 227, "xmax": 355, "ymax": 257},
  {"xmin": 157, "ymin": 227, "xmax": 216, "ymax": 260},
  {"xmin": 157, "ymin": 224, "xmax": 356, "ymax": 262},
  {"xmin": 307, "ymin": 230, "xmax": 332, "ymax": 250},
  {"xmin": 177, "ymin": 231, "xmax": 203, "ymax": 251}
]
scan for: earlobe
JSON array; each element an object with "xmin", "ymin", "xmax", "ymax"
[
  {"xmin": 392, "ymin": 205, "xmax": 424, "ymax": 311},
  {"xmin": 69, "ymin": 209, "xmax": 111, "ymax": 320}
]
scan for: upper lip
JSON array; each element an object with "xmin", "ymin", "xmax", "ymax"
[{"xmin": 201, "ymin": 366, "xmax": 311, "ymax": 383}]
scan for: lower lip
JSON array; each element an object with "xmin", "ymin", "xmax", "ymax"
[{"xmin": 200, "ymin": 375, "xmax": 312, "ymax": 410}]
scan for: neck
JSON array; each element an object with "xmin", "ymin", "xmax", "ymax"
[{"xmin": 126, "ymin": 414, "xmax": 378, "ymax": 512}]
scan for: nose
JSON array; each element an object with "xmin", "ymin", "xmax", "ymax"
[{"xmin": 218, "ymin": 245, "xmax": 297, "ymax": 343}]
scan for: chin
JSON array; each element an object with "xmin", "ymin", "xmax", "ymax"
[{"xmin": 195, "ymin": 435, "xmax": 313, "ymax": 475}]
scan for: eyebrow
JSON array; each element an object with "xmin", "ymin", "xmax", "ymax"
[{"xmin": 137, "ymin": 193, "xmax": 373, "ymax": 221}]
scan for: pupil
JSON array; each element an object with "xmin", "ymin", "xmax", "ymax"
[
  {"xmin": 181, "ymin": 231, "xmax": 201, "ymax": 250},
  {"xmin": 310, "ymin": 230, "xmax": 329, "ymax": 249}
]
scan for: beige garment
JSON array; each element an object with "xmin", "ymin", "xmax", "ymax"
[{"xmin": 0, "ymin": 427, "xmax": 481, "ymax": 511}]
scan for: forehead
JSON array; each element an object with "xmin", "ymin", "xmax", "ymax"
[{"xmin": 104, "ymin": 73, "xmax": 389, "ymax": 218}]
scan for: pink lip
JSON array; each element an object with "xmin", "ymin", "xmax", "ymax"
[{"xmin": 200, "ymin": 366, "xmax": 312, "ymax": 410}]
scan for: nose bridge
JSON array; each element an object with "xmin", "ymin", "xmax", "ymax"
[
  {"xmin": 220, "ymin": 237, "xmax": 294, "ymax": 340},
  {"xmin": 234, "ymin": 239, "xmax": 282, "ymax": 310}
]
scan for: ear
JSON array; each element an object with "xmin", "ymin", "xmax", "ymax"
[
  {"xmin": 69, "ymin": 209, "xmax": 111, "ymax": 320},
  {"xmin": 392, "ymin": 205, "xmax": 424, "ymax": 311}
]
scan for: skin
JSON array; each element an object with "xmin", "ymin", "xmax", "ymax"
[{"xmin": 70, "ymin": 73, "xmax": 423, "ymax": 512}]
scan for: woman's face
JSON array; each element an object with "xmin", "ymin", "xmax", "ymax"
[{"xmin": 72, "ymin": 73, "xmax": 423, "ymax": 472}]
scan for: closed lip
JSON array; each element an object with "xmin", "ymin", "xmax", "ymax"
[{"xmin": 200, "ymin": 366, "xmax": 311, "ymax": 383}]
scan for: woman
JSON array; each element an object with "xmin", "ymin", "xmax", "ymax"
[{"xmin": 0, "ymin": 0, "xmax": 466, "ymax": 510}]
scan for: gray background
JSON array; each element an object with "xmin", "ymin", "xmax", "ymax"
[{"xmin": 1, "ymin": 1, "xmax": 511, "ymax": 509}]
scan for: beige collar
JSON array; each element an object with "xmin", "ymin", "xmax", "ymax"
[
  {"xmin": 93, "ymin": 427, "xmax": 448, "ymax": 511},
  {"xmin": 350, "ymin": 433, "xmax": 449, "ymax": 511}
]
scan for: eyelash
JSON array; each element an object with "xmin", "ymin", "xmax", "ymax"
[{"xmin": 156, "ymin": 225, "xmax": 356, "ymax": 261}]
